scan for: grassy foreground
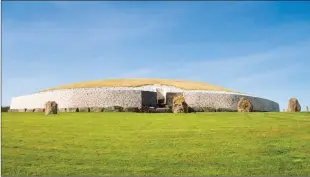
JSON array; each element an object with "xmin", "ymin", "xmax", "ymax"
[{"xmin": 2, "ymin": 112, "xmax": 310, "ymax": 176}]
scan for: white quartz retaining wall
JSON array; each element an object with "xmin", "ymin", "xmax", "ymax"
[
  {"xmin": 183, "ymin": 92, "xmax": 279, "ymax": 112},
  {"xmin": 10, "ymin": 84, "xmax": 279, "ymax": 112},
  {"xmin": 10, "ymin": 89, "xmax": 143, "ymax": 109}
]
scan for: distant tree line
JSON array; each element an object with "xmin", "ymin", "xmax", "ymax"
[{"xmin": 1, "ymin": 106, "xmax": 10, "ymax": 112}]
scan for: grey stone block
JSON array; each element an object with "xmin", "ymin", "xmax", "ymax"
[
  {"xmin": 34, "ymin": 108, "xmax": 45, "ymax": 112},
  {"xmin": 58, "ymin": 108, "xmax": 67, "ymax": 112},
  {"xmin": 67, "ymin": 108, "xmax": 79, "ymax": 112},
  {"xmin": 156, "ymin": 108, "xmax": 172, "ymax": 113},
  {"xmin": 18, "ymin": 109, "xmax": 27, "ymax": 112},
  {"xmin": 123, "ymin": 107, "xmax": 140, "ymax": 112},
  {"xmin": 89, "ymin": 107, "xmax": 104, "ymax": 112},
  {"xmin": 104, "ymin": 106, "xmax": 123, "ymax": 112},
  {"xmin": 79, "ymin": 107, "xmax": 90, "ymax": 112},
  {"xmin": 26, "ymin": 109, "xmax": 35, "ymax": 112}
]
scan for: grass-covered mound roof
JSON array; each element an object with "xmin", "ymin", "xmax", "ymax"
[{"xmin": 41, "ymin": 78, "xmax": 239, "ymax": 93}]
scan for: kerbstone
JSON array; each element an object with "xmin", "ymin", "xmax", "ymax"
[
  {"xmin": 104, "ymin": 106, "xmax": 123, "ymax": 112},
  {"xmin": 58, "ymin": 108, "xmax": 67, "ymax": 112},
  {"xmin": 26, "ymin": 109, "xmax": 35, "ymax": 112},
  {"xmin": 34, "ymin": 108, "xmax": 45, "ymax": 112},
  {"xmin": 67, "ymin": 108, "xmax": 79, "ymax": 112},
  {"xmin": 238, "ymin": 97, "xmax": 253, "ymax": 112},
  {"xmin": 89, "ymin": 107, "xmax": 104, "ymax": 112},
  {"xmin": 79, "ymin": 107, "xmax": 90, "ymax": 112}
]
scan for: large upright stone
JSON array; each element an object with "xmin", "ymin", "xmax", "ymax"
[
  {"xmin": 287, "ymin": 98, "xmax": 301, "ymax": 112},
  {"xmin": 238, "ymin": 97, "xmax": 253, "ymax": 112},
  {"xmin": 306, "ymin": 106, "xmax": 309, "ymax": 112},
  {"xmin": 166, "ymin": 92, "xmax": 183, "ymax": 109},
  {"xmin": 45, "ymin": 101, "xmax": 58, "ymax": 115},
  {"xmin": 172, "ymin": 95, "xmax": 188, "ymax": 113}
]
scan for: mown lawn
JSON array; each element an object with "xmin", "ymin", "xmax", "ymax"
[{"xmin": 2, "ymin": 112, "xmax": 310, "ymax": 176}]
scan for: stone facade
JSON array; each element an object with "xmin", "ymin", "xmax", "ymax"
[
  {"xmin": 10, "ymin": 89, "xmax": 144, "ymax": 109},
  {"xmin": 183, "ymin": 92, "xmax": 279, "ymax": 112},
  {"xmin": 9, "ymin": 85, "xmax": 280, "ymax": 112}
]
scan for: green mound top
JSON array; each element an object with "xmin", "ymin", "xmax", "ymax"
[{"xmin": 41, "ymin": 78, "xmax": 239, "ymax": 93}]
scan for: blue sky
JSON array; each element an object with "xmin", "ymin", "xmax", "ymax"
[{"xmin": 2, "ymin": 1, "xmax": 310, "ymax": 110}]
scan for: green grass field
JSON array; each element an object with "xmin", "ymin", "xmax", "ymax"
[{"xmin": 2, "ymin": 112, "xmax": 310, "ymax": 176}]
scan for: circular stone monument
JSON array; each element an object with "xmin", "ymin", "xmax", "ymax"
[{"xmin": 9, "ymin": 78, "xmax": 280, "ymax": 112}]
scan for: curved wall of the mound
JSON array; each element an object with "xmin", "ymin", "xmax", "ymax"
[
  {"xmin": 10, "ymin": 89, "xmax": 156, "ymax": 109},
  {"xmin": 183, "ymin": 92, "xmax": 279, "ymax": 112},
  {"xmin": 10, "ymin": 86, "xmax": 280, "ymax": 112}
]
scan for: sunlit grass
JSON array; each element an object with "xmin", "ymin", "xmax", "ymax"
[{"xmin": 2, "ymin": 112, "xmax": 310, "ymax": 176}]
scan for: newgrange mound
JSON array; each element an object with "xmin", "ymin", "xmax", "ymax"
[{"xmin": 9, "ymin": 78, "xmax": 280, "ymax": 112}]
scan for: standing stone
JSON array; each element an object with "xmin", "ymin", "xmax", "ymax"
[
  {"xmin": 283, "ymin": 109, "xmax": 286, "ymax": 112},
  {"xmin": 306, "ymin": 106, "xmax": 309, "ymax": 112},
  {"xmin": 172, "ymin": 95, "xmax": 188, "ymax": 113},
  {"xmin": 238, "ymin": 97, "xmax": 253, "ymax": 112},
  {"xmin": 166, "ymin": 92, "xmax": 183, "ymax": 109},
  {"xmin": 45, "ymin": 101, "xmax": 58, "ymax": 115},
  {"xmin": 287, "ymin": 98, "xmax": 301, "ymax": 112}
]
